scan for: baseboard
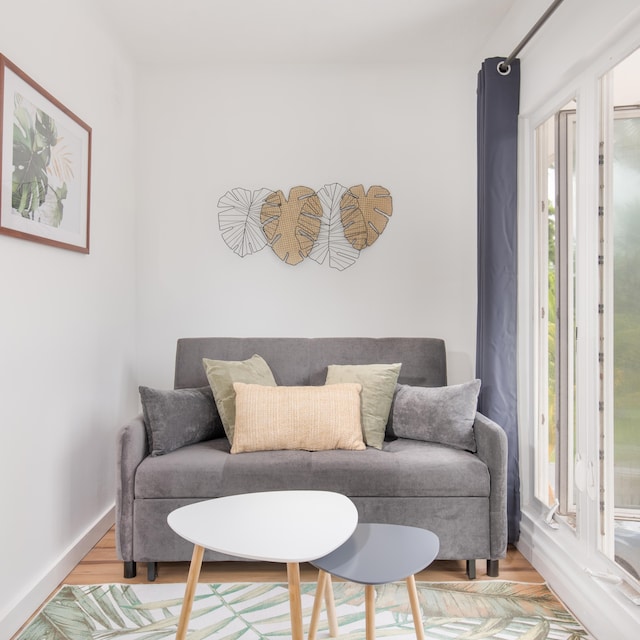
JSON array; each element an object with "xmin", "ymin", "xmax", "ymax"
[
  {"xmin": 517, "ymin": 510, "xmax": 640, "ymax": 640},
  {"xmin": 1, "ymin": 505, "xmax": 115, "ymax": 640}
]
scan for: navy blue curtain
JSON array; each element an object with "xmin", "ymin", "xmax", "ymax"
[{"xmin": 476, "ymin": 57, "xmax": 521, "ymax": 544}]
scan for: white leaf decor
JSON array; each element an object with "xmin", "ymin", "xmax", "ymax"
[
  {"xmin": 218, "ymin": 187, "xmax": 273, "ymax": 257},
  {"xmin": 310, "ymin": 183, "xmax": 360, "ymax": 271},
  {"xmin": 217, "ymin": 183, "xmax": 392, "ymax": 270}
]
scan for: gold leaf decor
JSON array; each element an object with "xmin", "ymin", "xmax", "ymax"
[
  {"xmin": 340, "ymin": 185, "xmax": 393, "ymax": 250},
  {"xmin": 260, "ymin": 186, "xmax": 323, "ymax": 266},
  {"xmin": 217, "ymin": 183, "xmax": 393, "ymax": 270}
]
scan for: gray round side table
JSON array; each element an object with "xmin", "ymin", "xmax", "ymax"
[{"xmin": 309, "ymin": 523, "xmax": 440, "ymax": 640}]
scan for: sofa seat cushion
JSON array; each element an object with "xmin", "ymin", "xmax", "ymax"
[{"xmin": 134, "ymin": 437, "xmax": 490, "ymax": 500}]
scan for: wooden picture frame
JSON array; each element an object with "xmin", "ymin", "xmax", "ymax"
[{"xmin": 0, "ymin": 54, "xmax": 91, "ymax": 253}]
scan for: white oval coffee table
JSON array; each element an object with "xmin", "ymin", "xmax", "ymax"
[{"xmin": 167, "ymin": 490, "xmax": 358, "ymax": 640}]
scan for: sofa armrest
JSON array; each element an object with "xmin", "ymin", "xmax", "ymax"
[
  {"xmin": 116, "ymin": 414, "xmax": 148, "ymax": 562},
  {"xmin": 473, "ymin": 411, "xmax": 508, "ymax": 560}
]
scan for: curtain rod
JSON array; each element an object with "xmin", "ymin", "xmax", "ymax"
[{"xmin": 498, "ymin": 0, "xmax": 565, "ymax": 74}]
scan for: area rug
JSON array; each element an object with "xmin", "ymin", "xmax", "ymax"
[{"xmin": 17, "ymin": 580, "xmax": 591, "ymax": 639}]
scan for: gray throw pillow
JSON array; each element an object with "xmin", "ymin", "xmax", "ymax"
[
  {"xmin": 139, "ymin": 386, "xmax": 223, "ymax": 456},
  {"xmin": 390, "ymin": 380, "xmax": 481, "ymax": 452}
]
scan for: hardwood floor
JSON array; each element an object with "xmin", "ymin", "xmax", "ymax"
[
  {"xmin": 11, "ymin": 526, "xmax": 543, "ymax": 639},
  {"xmin": 63, "ymin": 526, "xmax": 543, "ymax": 585}
]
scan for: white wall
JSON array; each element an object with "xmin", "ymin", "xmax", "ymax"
[
  {"xmin": 0, "ymin": 1, "xmax": 138, "ymax": 636},
  {"xmin": 135, "ymin": 61, "xmax": 480, "ymax": 389}
]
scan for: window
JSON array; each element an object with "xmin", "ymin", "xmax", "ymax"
[
  {"xmin": 533, "ymin": 47, "xmax": 640, "ymax": 582},
  {"xmin": 602, "ymin": 50, "xmax": 640, "ymax": 579},
  {"xmin": 523, "ymin": 19, "xmax": 640, "ymax": 637},
  {"xmin": 535, "ymin": 102, "xmax": 577, "ymax": 522}
]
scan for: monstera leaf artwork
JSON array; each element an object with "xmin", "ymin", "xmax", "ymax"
[
  {"xmin": 340, "ymin": 185, "xmax": 393, "ymax": 250},
  {"xmin": 310, "ymin": 183, "xmax": 360, "ymax": 271},
  {"xmin": 216, "ymin": 183, "xmax": 392, "ymax": 270},
  {"xmin": 12, "ymin": 99, "xmax": 59, "ymax": 219},
  {"xmin": 260, "ymin": 187, "xmax": 323, "ymax": 266},
  {"xmin": 218, "ymin": 187, "xmax": 273, "ymax": 257}
]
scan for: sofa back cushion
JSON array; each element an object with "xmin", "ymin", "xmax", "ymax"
[{"xmin": 175, "ymin": 337, "xmax": 447, "ymax": 389}]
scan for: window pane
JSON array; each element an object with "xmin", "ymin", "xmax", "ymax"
[
  {"xmin": 609, "ymin": 47, "xmax": 640, "ymax": 580},
  {"xmin": 534, "ymin": 104, "xmax": 577, "ymax": 517},
  {"xmin": 613, "ymin": 112, "xmax": 640, "ymax": 514},
  {"xmin": 535, "ymin": 116, "xmax": 555, "ymax": 506}
]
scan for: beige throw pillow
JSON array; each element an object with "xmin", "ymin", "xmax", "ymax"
[
  {"xmin": 325, "ymin": 363, "xmax": 401, "ymax": 449},
  {"xmin": 202, "ymin": 354, "xmax": 277, "ymax": 444},
  {"xmin": 231, "ymin": 382, "xmax": 366, "ymax": 454}
]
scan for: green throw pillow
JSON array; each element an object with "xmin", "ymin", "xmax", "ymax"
[
  {"xmin": 202, "ymin": 354, "xmax": 277, "ymax": 444},
  {"xmin": 325, "ymin": 362, "xmax": 402, "ymax": 449}
]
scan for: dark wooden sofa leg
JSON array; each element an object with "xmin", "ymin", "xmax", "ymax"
[
  {"xmin": 466, "ymin": 560, "xmax": 476, "ymax": 580},
  {"xmin": 487, "ymin": 559, "xmax": 499, "ymax": 577},
  {"xmin": 124, "ymin": 561, "xmax": 137, "ymax": 579},
  {"xmin": 147, "ymin": 562, "xmax": 158, "ymax": 581}
]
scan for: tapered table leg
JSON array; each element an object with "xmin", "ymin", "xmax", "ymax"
[
  {"xmin": 308, "ymin": 569, "xmax": 328, "ymax": 640},
  {"xmin": 287, "ymin": 562, "xmax": 304, "ymax": 640},
  {"xmin": 176, "ymin": 544, "xmax": 205, "ymax": 640},
  {"xmin": 406, "ymin": 574, "xmax": 425, "ymax": 640},
  {"xmin": 365, "ymin": 584, "xmax": 376, "ymax": 640},
  {"xmin": 324, "ymin": 573, "xmax": 338, "ymax": 637}
]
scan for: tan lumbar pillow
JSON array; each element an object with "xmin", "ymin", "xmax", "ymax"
[{"xmin": 231, "ymin": 382, "xmax": 366, "ymax": 454}]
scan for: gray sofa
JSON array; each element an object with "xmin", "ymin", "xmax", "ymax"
[{"xmin": 116, "ymin": 337, "xmax": 507, "ymax": 581}]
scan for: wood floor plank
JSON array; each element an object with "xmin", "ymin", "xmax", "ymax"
[
  {"xmin": 62, "ymin": 525, "xmax": 543, "ymax": 585},
  {"xmin": 11, "ymin": 525, "xmax": 543, "ymax": 639}
]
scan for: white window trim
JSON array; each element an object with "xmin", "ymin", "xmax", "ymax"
[{"xmin": 600, "ymin": 71, "xmax": 615, "ymax": 556}]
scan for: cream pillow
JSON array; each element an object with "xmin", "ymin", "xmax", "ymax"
[
  {"xmin": 202, "ymin": 354, "xmax": 277, "ymax": 444},
  {"xmin": 231, "ymin": 382, "xmax": 366, "ymax": 454}
]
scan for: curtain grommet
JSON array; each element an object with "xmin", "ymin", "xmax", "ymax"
[{"xmin": 497, "ymin": 61, "xmax": 511, "ymax": 76}]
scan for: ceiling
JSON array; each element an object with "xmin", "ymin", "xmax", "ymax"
[{"xmin": 95, "ymin": 0, "xmax": 516, "ymax": 66}]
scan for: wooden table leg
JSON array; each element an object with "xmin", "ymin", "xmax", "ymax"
[
  {"xmin": 287, "ymin": 562, "xmax": 304, "ymax": 640},
  {"xmin": 324, "ymin": 573, "xmax": 338, "ymax": 637},
  {"xmin": 365, "ymin": 584, "xmax": 376, "ymax": 640},
  {"xmin": 406, "ymin": 574, "xmax": 424, "ymax": 640},
  {"xmin": 308, "ymin": 569, "xmax": 328, "ymax": 640},
  {"xmin": 176, "ymin": 544, "xmax": 205, "ymax": 640}
]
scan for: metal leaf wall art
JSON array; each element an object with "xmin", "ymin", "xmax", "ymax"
[
  {"xmin": 217, "ymin": 183, "xmax": 393, "ymax": 270},
  {"xmin": 260, "ymin": 187, "xmax": 323, "ymax": 266}
]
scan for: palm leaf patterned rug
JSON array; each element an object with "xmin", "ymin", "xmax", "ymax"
[{"xmin": 17, "ymin": 580, "xmax": 591, "ymax": 639}]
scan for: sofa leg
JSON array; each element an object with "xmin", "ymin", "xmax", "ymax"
[
  {"xmin": 466, "ymin": 560, "xmax": 476, "ymax": 580},
  {"xmin": 147, "ymin": 562, "xmax": 158, "ymax": 581},
  {"xmin": 487, "ymin": 559, "xmax": 499, "ymax": 577},
  {"xmin": 124, "ymin": 561, "xmax": 136, "ymax": 579}
]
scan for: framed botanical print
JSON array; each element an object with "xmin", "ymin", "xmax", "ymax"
[{"xmin": 0, "ymin": 54, "xmax": 91, "ymax": 253}]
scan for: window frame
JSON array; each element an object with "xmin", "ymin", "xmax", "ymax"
[
  {"xmin": 516, "ymin": 13, "xmax": 640, "ymax": 637},
  {"xmin": 533, "ymin": 107, "xmax": 578, "ymax": 517}
]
